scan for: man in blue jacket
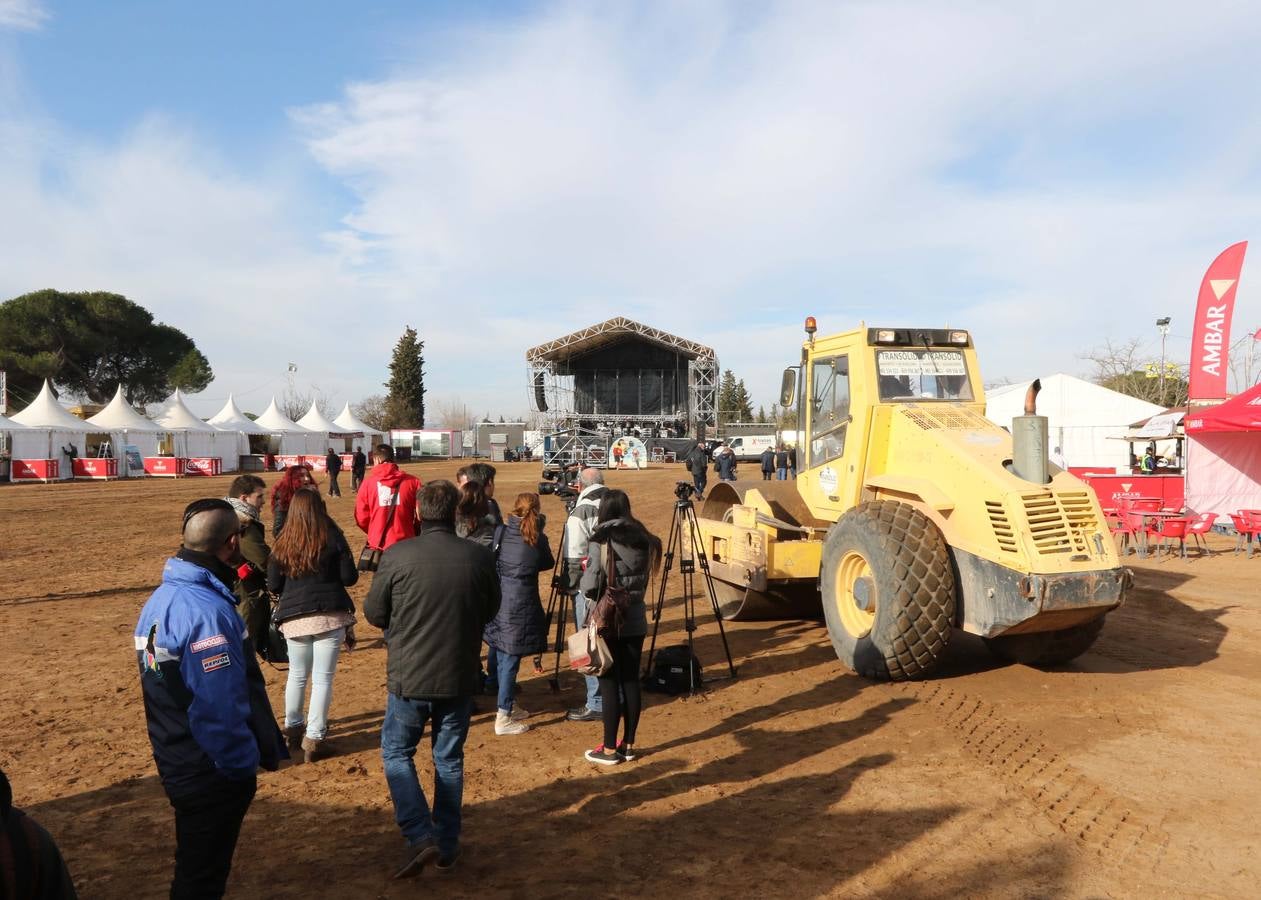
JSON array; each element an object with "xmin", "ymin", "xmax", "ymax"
[{"xmin": 134, "ymin": 498, "xmax": 286, "ymax": 899}]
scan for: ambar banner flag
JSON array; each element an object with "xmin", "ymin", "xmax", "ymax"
[{"xmin": 1188, "ymin": 241, "xmax": 1247, "ymax": 401}]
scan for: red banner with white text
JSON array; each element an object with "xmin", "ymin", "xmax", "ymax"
[{"xmin": 1188, "ymin": 241, "xmax": 1247, "ymax": 401}]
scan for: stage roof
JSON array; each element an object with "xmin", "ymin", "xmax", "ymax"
[{"xmin": 526, "ymin": 317, "xmax": 715, "ymax": 364}]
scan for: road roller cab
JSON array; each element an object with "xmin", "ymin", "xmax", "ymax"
[{"xmin": 696, "ymin": 320, "xmax": 1129, "ymax": 680}]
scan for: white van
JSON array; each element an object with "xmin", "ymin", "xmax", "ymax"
[{"xmin": 724, "ymin": 434, "xmax": 777, "ymax": 461}]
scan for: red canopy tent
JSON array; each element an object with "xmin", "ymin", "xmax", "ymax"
[{"xmin": 1184, "ymin": 382, "xmax": 1261, "ymax": 522}]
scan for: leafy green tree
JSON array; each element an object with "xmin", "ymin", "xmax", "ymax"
[
  {"xmin": 0, "ymin": 289, "xmax": 213, "ymax": 405},
  {"xmin": 384, "ymin": 326, "xmax": 426, "ymax": 428}
]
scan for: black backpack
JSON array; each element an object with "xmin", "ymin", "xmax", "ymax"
[{"xmin": 645, "ymin": 644, "xmax": 702, "ymax": 695}]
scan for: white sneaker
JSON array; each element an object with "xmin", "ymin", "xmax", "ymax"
[
  {"xmin": 509, "ymin": 705, "xmax": 530, "ymax": 722},
  {"xmin": 495, "ymin": 710, "xmax": 529, "ymax": 735}
]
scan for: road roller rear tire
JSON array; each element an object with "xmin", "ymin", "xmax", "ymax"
[
  {"xmin": 982, "ymin": 616, "xmax": 1105, "ymax": 667},
  {"xmin": 820, "ymin": 501, "xmax": 955, "ymax": 681}
]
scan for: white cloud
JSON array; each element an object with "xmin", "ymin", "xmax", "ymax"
[
  {"xmin": 6, "ymin": 2, "xmax": 1261, "ymax": 422},
  {"xmin": 0, "ymin": 0, "xmax": 47, "ymax": 31}
]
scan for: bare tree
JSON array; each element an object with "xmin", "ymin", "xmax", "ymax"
[
  {"xmin": 1080, "ymin": 337, "xmax": 1188, "ymax": 407},
  {"xmin": 1228, "ymin": 330, "xmax": 1261, "ymax": 392},
  {"xmin": 352, "ymin": 394, "xmax": 389, "ymax": 431},
  {"xmin": 279, "ymin": 383, "xmax": 337, "ymax": 421},
  {"xmin": 430, "ymin": 395, "xmax": 475, "ymax": 431}
]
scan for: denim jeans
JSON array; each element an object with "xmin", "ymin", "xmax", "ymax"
[
  {"xmin": 381, "ymin": 693, "xmax": 473, "ymax": 858},
  {"xmin": 692, "ymin": 471, "xmax": 707, "ymax": 498},
  {"xmin": 488, "ymin": 645, "xmax": 522, "ymax": 712},
  {"xmin": 570, "ymin": 593, "xmax": 602, "ymax": 711},
  {"xmin": 284, "ymin": 627, "xmax": 344, "ymax": 740},
  {"xmin": 776, "ymin": 467, "xmax": 787, "ymax": 480}
]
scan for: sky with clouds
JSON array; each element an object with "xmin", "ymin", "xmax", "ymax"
[{"xmin": 2, "ymin": 0, "xmax": 1260, "ymax": 419}]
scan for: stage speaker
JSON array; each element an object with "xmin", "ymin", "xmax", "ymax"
[{"xmin": 534, "ymin": 372, "xmax": 548, "ymax": 412}]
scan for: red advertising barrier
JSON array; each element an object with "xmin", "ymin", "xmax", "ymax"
[
  {"xmin": 72, "ymin": 457, "xmax": 119, "ymax": 480},
  {"xmin": 275, "ymin": 455, "xmax": 303, "ymax": 470},
  {"xmin": 185, "ymin": 457, "xmax": 222, "ymax": 477},
  {"xmin": 145, "ymin": 457, "xmax": 187, "ymax": 477},
  {"xmin": 1077, "ymin": 473, "xmax": 1185, "ymax": 511},
  {"xmin": 11, "ymin": 459, "xmax": 59, "ymax": 482},
  {"xmin": 307, "ymin": 455, "xmax": 328, "ymax": 473},
  {"xmin": 341, "ymin": 454, "xmax": 354, "ymax": 470}
]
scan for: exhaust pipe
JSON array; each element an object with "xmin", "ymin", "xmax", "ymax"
[{"xmin": 1011, "ymin": 378, "xmax": 1049, "ymax": 484}]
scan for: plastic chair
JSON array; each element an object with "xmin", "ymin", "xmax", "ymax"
[
  {"xmin": 1228, "ymin": 513, "xmax": 1260, "ymax": 557},
  {"xmin": 1121, "ymin": 510, "xmax": 1159, "ymax": 557},
  {"xmin": 1185, "ymin": 512, "xmax": 1216, "ymax": 556},
  {"xmin": 1154, "ymin": 517, "xmax": 1189, "ymax": 558},
  {"xmin": 1110, "ymin": 510, "xmax": 1137, "ymax": 555},
  {"xmin": 1132, "ymin": 498, "xmax": 1163, "ymax": 513}
]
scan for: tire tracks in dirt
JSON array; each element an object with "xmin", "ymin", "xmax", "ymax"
[{"xmin": 899, "ymin": 680, "xmax": 1183, "ymax": 888}]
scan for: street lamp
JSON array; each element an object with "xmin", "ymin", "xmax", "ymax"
[{"xmin": 1156, "ymin": 317, "xmax": 1171, "ymax": 404}]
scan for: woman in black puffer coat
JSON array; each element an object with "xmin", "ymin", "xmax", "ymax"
[
  {"xmin": 578, "ymin": 489, "xmax": 662, "ymax": 766},
  {"xmin": 483, "ymin": 492, "xmax": 554, "ymax": 736}
]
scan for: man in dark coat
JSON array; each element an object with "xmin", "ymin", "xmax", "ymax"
[
  {"xmin": 364, "ymin": 480, "xmax": 500, "ymax": 879},
  {"xmin": 759, "ymin": 446, "xmax": 775, "ymax": 480},
  {"xmin": 0, "ymin": 768, "xmax": 78, "ymax": 899},
  {"xmin": 684, "ymin": 443, "xmax": 708, "ymax": 500},
  {"xmin": 714, "ymin": 444, "xmax": 737, "ymax": 481},
  {"xmin": 325, "ymin": 448, "xmax": 343, "ymax": 498},
  {"xmin": 225, "ymin": 474, "xmax": 272, "ymax": 659},
  {"xmin": 351, "ymin": 448, "xmax": 367, "ymax": 492},
  {"xmin": 774, "ymin": 444, "xmax": 789, "ymax": 480}
]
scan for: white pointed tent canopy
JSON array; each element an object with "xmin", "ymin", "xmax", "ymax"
[
  {"xmin": 298, "ymin": 402, "xmax": 360, "ymax": 454},
  {"xmin": 207, "ymin": 394, "xmax": 271, "ymax": 459},
  {"xmin": 333, "ymin": 402, "xmax": 383, "ymax": 452},
  {"xmin": 10, "ymin": 380, "xmax": 93, "ymax": 478},
  {"xmin": 87, "ymin": 385, "xmax": 163, "ymax": 466},
  {"xmin": 152, "ymin": 390, "xmax": 241, "ymax": 471},
  {"xmin": 0, "ymin": 410, "xmax": 47, "ymax": 467},
  {"xmin": 254, "ymin": 397, "xmax": 325, "ymax": 455}
]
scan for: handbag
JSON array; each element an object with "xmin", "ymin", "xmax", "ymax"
[
  {"xmin": 260, "ymin": 597, "xmax": 289, "ymax": 665},
  {"xmin": 568, "ymin": 617, "xmax": 614, "ymax": 677},
  {"xmin": 358, "ymin": 484, "xmax": 401, "ymax": 572}
]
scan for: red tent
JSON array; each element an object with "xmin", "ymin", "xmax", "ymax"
[
  {"xmin": 1184, "ymin": 382, "xmax": 1261, "ymax": 521},
  {"xmin": 1184, "ymin": 382, "xmax": 1261, "ymax": 433}
]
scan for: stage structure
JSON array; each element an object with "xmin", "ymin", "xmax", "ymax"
[{"xmin": 526, "ymin": 318, "xmax": 717, "ymax": 465}]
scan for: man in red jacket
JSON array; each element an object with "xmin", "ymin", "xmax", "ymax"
[{"xmin": 355, "ymin": 445, "xmax": 422, "ymax": 551}]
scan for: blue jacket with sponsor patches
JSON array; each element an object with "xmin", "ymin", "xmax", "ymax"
[{"xmin": 134, "ymin": 553, "xmax": 285, "ymax": 796}]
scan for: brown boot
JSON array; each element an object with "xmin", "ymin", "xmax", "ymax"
[
  {"xmin": 301, "ymin": 736, "xmax": 326, "ymax": 764},
  {"xmin": 285, "ymin": 725, "xmax": 303, "ymax": 756}
]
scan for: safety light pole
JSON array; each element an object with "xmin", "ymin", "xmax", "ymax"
[{"xmin": 1156, "ymin": 317, "xmax": 1171, "ymax": 404}]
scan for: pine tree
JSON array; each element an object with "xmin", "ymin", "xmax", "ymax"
[
  {"xmin": 384, "ymin": 326, "xmax": 425, "ymax": 429},
  {"xmin": 716, "ymin": 369, "xmax": 738, "ymax": 427},
  {"xmin": 756, "ymin": 404, "xmax": 767, "ymax": 424},
  {"xmin": 734, "ymin": 379, "xmax": 754, "ymax": 421}
]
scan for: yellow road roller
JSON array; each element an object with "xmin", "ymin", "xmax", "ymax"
[{"xmin": 697, "ymin": 319, "xmax": 1130, "ymax": 680}]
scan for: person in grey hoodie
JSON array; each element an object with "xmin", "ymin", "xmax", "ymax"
[{"xmin": 578, "ymin": 489, "xmax": 662, "ymax": 765}]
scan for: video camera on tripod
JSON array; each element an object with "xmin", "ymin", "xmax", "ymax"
[{"xmin": 538, "ymin": 463, "xmax": 581, "ymax": 509}]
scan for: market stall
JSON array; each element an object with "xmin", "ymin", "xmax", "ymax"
[
  {"xmin": 206, "ymin": 394, "xmax": 272, "ymax": 468},
  {"xmin": 1184, "ymin": 382, "xmax": 1261, "ymax": 523},
  {"xmin": 10, "ymin": 380, "xmax": 95, "ymax": 481},
  {"xmin": 333, "ymin": 403, "xmax": 382, "ymax": 452},
  {"xmin": 297, "ymin": 402, "xmax": 359, "ymax": 471},
  {"xmin": 86, "ymin": 385, "xmax": 162, "ymax": 477},
  {"xmin": 255, "ymin": 397, "xmax": 325, "ymax": 458},
  {"xmin": 1, "ymin": 413, "xmax": 48, "ymax": 482},
  {"xmin": 151, "ymin": 390, "xmax": 234, "ymax": 476}
]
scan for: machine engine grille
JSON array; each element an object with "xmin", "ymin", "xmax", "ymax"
[
  {"xmin": 986, "ymin": 500, "xmax": 1018, "ymax": 553},
  {"xmin": 900, "ymin": 406, "xmax": 997, "ymax": 431},
  {"xmin": 1020, "ymin": 490, "xmax": 1099, "ymax": 555}
]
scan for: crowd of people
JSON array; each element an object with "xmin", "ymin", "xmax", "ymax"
[{"xmin": 124, "ymin": 446, "xmax": 662, "ymax": 895}]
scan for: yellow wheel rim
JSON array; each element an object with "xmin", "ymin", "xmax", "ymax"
[{"xmin": 835, "ymin": 550, "xmax": 876, "ymax": 638}]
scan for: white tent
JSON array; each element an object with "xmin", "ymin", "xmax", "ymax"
[
  {"xmin": 10, "ymin": 380, "xmax": 93, "ymax": 479},
  {"xmin": 985, "ymin": 374, "xmax": 1164, "ymax": 471},
  {"xmin": 207, "ymin": 394, "xmax": 271, "ymax": 459},
  {"xmin": 153, "ymin": 390, "xmax": 241, "ymax": 472},
  {"xmin": 255, "ymin": 397, "xmax": 325, "ymax": 455},
  {"xmin": 298, "ymin": 402, "xmax": 359, "ymax": 450},
  {"xmin": 87, "ymin": 385, "xmax": 162, "ymax": 474},
  {"xmin": 1, "ymin": 412, "xmax": 48, "ymax": 480},
  {"xmin": 333, "ymin": 403, "xmax": 382, "ymax": 451}
]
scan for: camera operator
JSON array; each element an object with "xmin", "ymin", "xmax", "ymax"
[{"xmin": 558, "ymin": 467, "xmax": 607, "ymax": 722}]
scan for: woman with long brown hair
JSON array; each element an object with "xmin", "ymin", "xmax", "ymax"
[
  {"xmin": 267, "ymin": 488, "xmax": 358, "ymax": 762},
  {"xmin": 483, "ymin": 492, "xmax": 554, "ymax": 735},
  {"xmin": 578, "ymin": 489, "xmax": 662, "ymax": 765},
  {"xmin": 270, "ymin": 463, "xmax": 316, "ymax": 537}
]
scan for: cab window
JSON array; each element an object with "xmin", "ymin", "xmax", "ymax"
[{"xmin": 810, "ymin": 355, "xmax": 849, "ymax": 466}]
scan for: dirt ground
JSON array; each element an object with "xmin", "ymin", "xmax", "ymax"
[{"xmin": 1, "ymin": 461, "xmax": 1258, "ymax": 898}]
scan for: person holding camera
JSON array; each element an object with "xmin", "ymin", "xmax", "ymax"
[
  {"xmin": 560, "ymin": 468, "xmax": 608, "ymax": 722},
  {"xmin": 579, "ymin": 489, "xmax": 662, "ymax": 765}
]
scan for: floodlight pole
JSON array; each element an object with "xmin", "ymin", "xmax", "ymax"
[{"xmin": 1156, "ymin": 317, "xmax": 1172, "ymax": 403}]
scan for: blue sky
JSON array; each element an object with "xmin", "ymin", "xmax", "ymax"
[{"xmin": 3, "ymin": 0, "xmax": 1261, "ymax": 420}]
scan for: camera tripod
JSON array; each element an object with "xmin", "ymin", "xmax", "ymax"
[
  {"xmin": 538, "ymin": 544, "xmax": 570, "ymax": 692},
  {"xmin": 643, "ymin": 491, "xmax": 738, "ymax": 696}
]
